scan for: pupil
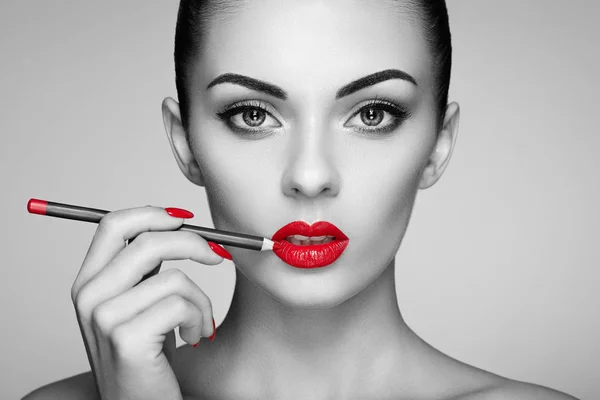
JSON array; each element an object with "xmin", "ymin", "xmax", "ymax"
[
  {"xmin": 361, "ymin": 108, "xmax": 383, "ymax": 126},
  {"xmin": 243, "ymin": 109, "xmax": 266, "ymax": 127}
]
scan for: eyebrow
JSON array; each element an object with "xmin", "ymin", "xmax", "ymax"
[
  {"xmin": 335, "ymin": 69, "xmax": 417, "ymax": 99},
  {"xmin": 206, "ymin": 68, "xmax": 417, "ymax": 100},
  {"xmin": 206, "ymin": 73, "xmax": 288, "ymax": 100}
]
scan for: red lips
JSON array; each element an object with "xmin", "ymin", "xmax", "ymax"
[{"xmin": 271, "ymin": 221, "xmax": 349, "ymax": 269}]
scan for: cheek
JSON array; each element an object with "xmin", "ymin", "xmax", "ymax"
[
  {"xmin": 352, "ymin": 167, "xmax": 421, "ymax": 270},
  {"xmin": 192, "ymin": 138, "xmax": 279, "ymax": 234},
  {"xmin": 339, "ymin": 131, "xmax": 433, "ymax": 260},
  {"xmin": 342, "ymin": 134, "xmax": 430, "ymax": 222}
]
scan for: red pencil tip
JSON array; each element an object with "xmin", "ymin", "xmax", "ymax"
[
  {"xmin": 272, "ymin": 241, "xmax": 283, "ymax": 251},
  {"xmin": 27, "ymin": 198, "xmax": 48, "ymax": 215}
]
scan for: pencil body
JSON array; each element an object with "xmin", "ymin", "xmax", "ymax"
[{"xmin": 27, "ymin": 199, "xmax": 274, "ymax": 251}]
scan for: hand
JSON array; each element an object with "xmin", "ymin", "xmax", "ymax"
[{"xmin": 70, "ymin": 206, "xmax": 226, "ymax": 400}]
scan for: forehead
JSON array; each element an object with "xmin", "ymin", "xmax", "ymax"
[{"xmin": 199, "ymin": 0, "xmax": 430, "ymax": 93}]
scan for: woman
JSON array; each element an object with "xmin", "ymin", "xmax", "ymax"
[{"xmin": 23, "ymin": 0, "xmax": 578, "ymax": 399}]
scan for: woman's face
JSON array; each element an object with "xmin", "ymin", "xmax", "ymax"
[{"xmin": 165, "ymin": 0, "xmax": 458, "ymax": 308}]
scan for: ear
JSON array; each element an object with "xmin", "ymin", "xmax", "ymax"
[
  {"xmin": 162, "ymin": 97, "xmax": 205, "ymax": 187},
  {"xmin": 419, "ymin": 102, "xmax": 460, "ymax": 189}
]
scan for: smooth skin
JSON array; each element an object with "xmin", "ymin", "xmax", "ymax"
[{"xmin": 24, "ymin": 0, "xmax": 578, "ymax": 399}]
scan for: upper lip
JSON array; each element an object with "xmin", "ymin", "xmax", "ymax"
[{"xmin": 271, "ymin": 221, "xmax": 349, "ymax": 242}]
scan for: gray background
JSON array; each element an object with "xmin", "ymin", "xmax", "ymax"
[{"xmin": 1, "ymin": 1, "xmax": 598, "ymax": 399}]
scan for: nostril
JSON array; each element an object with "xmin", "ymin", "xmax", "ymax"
[{"xmin": 280, "ymin": 159, "xmax": 340, "ymax": 198}]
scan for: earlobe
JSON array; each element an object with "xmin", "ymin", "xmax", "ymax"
[
  {"xmin": 161, "ymin": 97, "xmax": 205, "ymax": 187},
  {"xmin": 419, "ymin": 102, "xmax": 460, "ymax": 189}
]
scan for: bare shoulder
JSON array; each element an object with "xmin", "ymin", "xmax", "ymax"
[
  {"xmin": 461, "ymin": 379, "xmax": 579, "ymax": 400},
  {"xmin": 21, "ymin": 371, "xmax": 98, "ymax": 400},
  {"xmin": 21, "ymin": 370, "xmax": 200, "ymax": 400}
]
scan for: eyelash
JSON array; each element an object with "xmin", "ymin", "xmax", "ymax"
[
  {"xmin": 345, "ymin": 98, "xmax": 411, "ymax": 135},
  {"xmin": 216, "ymin": 99, "xmax": 268, "ymax": 119},
  {"xmin": 215, "ymin": 100, "xmax": 278, "ymax": 136},
  {"xmin": 215, "ymin": 98, "xmax": 411, "ymax": 136}
]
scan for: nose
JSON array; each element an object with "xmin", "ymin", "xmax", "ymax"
[{"xmin": 280, "ymin": 125, "xmax": 340, "ymax": 199}]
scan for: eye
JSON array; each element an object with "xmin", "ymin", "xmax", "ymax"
[
  {"xmin": 344, "ymin": 100, "xmax": 410, "ymax": 134},
  {"xmin": 360, "ymin": 108, "xmax": 385, "ymax": 126},
  {"xmin": 216, "ymin": 100, "xmax": 282, "ymax": 135},
  {"xmin": 240, "ymin": 108, "xmax": 266, "ymax": 127}
]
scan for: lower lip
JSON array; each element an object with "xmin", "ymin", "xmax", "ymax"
[{"xmin": 272, "ymin": 239, "xmax": 349, "ymax": 269}]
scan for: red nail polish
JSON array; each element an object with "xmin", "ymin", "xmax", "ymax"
[
  {"xmin": 165, "ymin": 207, "xmax": 194, "ymax": 219},
  {"xmin": 208, "ymin": 242, "xmax": 232, "ymax": 260},
  {"xmin": 192, "ymin": 341, "xmax": 200, "ymax": 348},
  {"xmin": 208, "ymin": 318, "xmax": 216, "ymax": 342}
]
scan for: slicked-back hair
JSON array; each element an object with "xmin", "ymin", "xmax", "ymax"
[{"xmin": 174, "ymin": 0, "xmax": 452, "ymax": 132}]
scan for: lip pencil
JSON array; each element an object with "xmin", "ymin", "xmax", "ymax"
[{"xmin": 27, "ymin": 198, "xmax": 276, "ymax": 252}]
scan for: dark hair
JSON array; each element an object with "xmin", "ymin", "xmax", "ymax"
[{"xmin": 174, "ymin": 0, "xmax": 452, "ymax": 131}]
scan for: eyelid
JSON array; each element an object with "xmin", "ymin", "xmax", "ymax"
[
  {"xmin": 216, "ymin": 99, "xmax": 278, "ymax": 119},
  {"xmin": 342, "ymin": 97, "xmax": 411, "ymax": 135},
  {"xmin": 215, "ymin": 99, "xmax": 284, "ymax": 138},
  {"xmin": 347, "ymin": 97, "xmax": 409, "ymax": 117},
  {"xmin": 342, "ymin": 98, "xmax": 411, "ymax": 128}
]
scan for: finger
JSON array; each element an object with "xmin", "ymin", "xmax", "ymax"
[
  {"xmin": 91, "ymin": 268, "xmax": 214, "ymax": 338},
  {"xmin": 111, "ymin": 295, "xmax": 204, "ymax": 357},
  {"xmin": 163, "ymin": 330, "xmax": 176, "ymax": 365},
  {"xmin": 72, "ymin": 205, "xmax": 190, "ymax": 298},
  {"xmin": 75, "ymin": 231, "xmax": 222, "ymax": 323}
]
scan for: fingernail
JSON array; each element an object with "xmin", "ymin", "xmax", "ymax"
[
  {"xmin": 208, "ymin": 318, "xmax": 216, "ymax": 342},
  {"xmin": 165, "ymin": 207, "xmax": 194, "ymax": 219},
  {"xmin": 193, "ymin": 317, "xmax": 216, "ymax": 347},
  {"xmin": 208, "ymin": 242, "xmax": 232, "ymax": 260}
]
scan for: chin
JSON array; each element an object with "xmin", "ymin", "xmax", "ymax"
[
  {"xmin": 240, "ymin": 256, "xmax": 380, "ymax": 310},
  {"xmin": 264, "ymin": 283, "xmax": 358, "ymax": 310}
]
